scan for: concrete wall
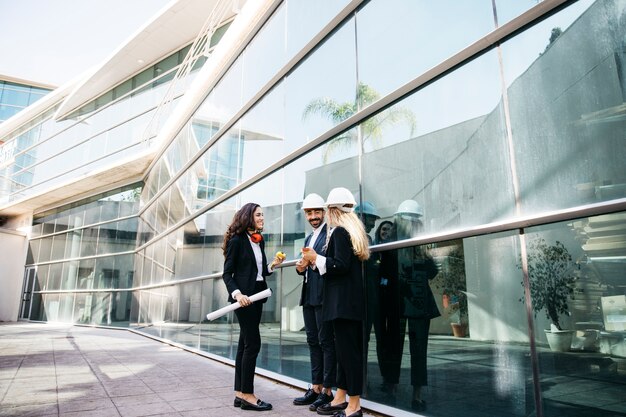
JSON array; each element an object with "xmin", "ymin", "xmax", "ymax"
[{"xmin": 0, "ymin": 228, "xmax": 28, "ymax": 321}]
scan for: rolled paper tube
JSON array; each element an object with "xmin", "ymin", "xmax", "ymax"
[{"xmin": 205, "ymin": 288, "xmax": 272, "ymax": 321}]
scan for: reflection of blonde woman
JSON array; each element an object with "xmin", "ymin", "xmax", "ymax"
[{"xmin": 302, "ymin": 187, "xmax": 369, "ymax": 417}]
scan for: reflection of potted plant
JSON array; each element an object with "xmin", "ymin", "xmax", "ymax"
[
  {"xmin": 521, "ymin": 238, "xmax": 577, "ymax": 351},
  {"xmin": 435, "ymin": 245, "xmax": 468, "ymax": 337}
]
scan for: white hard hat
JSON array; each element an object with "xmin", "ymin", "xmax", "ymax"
[
  {"xmin": 395, "ymin": 199, "xmax": 424, "ymax": 217},
  {"xmin": 302, "ymin": 193, "xmax": 326, "ymax": 210},
  {"xmin": 356, "ymin": 201, "xmax": 380, "ymax": 218},
  {"xmin": 325, "ymin": 187, "xmax": 357, "ymax": 212}
]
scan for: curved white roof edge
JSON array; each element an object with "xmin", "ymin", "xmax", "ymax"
[
  {"xmin": 54, "ymin": 0, "xmax": 230, "ymax": 121},
  {"xmin": 0, "ymin": 74, "xmax": 56, "ymax": 90}
]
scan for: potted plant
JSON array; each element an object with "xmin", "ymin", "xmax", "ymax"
[
  {"xmin": 435, "ymin": 244, "xmax": 468, "ymax": 337},
  {"xmin": 521, "ymin": 238, "xmax": 577, "ymax": 351}
]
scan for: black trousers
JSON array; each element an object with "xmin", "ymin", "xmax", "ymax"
[
  {"xmin": 401, "ymin": 317, "xmax": 431, "ymax": 387},
  {"xmin": 303, "ymin": 305, "xmax": 336, "ymax": 387},
  {"xmin": 377, "ymin": 284, "xmax": 404, "ymax": 384},
  {"xmin": 333, "ymin": 318, "xmax": 363, "ymax": 396},
  {"xmin": 234, "ymin": 298, "xmax": 263, "ymax": 393}
]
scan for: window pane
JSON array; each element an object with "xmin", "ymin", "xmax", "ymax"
[
  {"xmin": 361, "ymin": 49, "xmax": 508, "ymax": 240},
  {"xmin": 504, "ymin": 1, "xmax": 623, "ymax": 213},
  {"xmin": 524, "ymin": 212, "xmax": 626, "ymax": 416}
]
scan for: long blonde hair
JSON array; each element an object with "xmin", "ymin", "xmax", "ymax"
[{"xmin": 326, "ymin": 207, "xmax": 370, "ymax": 261}]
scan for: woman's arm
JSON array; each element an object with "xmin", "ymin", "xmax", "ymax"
[
  {"xmin": 322, "ymin": 227, "xmax": 353, "ymax": 276},
  {"xmin": 222, "ymin": 235, "xmax": 240, "ymax": 296}
]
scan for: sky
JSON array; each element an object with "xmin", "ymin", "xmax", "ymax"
[{"xmin": 0, "ymin": 0, "xmax": 170, "ymax": 87}]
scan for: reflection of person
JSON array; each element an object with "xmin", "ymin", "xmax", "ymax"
[
  {"xmin": 222, "ymin": 203, "xmax": 284, "ymax": 412},
  {"xmin": 293, "ymin": 194, "xmax": 336, "ymax": 411},
  {"xmin": 375, "ymin": 221, "xmax": 394, "ymax": 245},
  {"xmin": 373, "ymin": 221, "xmax": 405, "ymax": 395},
  {"xmin": 394, "ymin": 200, "xmax": 440, "ymax": 412},
  {"xmin": 356, "ymin": 202, "xmax": 381, "ymax": 352},
  {"xmin": 301, "ymin": 187, "xmax": 370, "ymax": 417}
]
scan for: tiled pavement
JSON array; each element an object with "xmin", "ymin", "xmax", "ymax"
[{"xmin": 0, "ymin": 323, "xmax": 381, "ymax": 417}]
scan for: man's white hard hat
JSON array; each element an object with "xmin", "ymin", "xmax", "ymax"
[{"xmin": 302, "ymin": 193, "xmax": 326, "ymax": 210}]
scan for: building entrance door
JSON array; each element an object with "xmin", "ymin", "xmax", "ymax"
[{"xmin": 19, "ymin": 266, "xmax": 37, "ymax": 319}]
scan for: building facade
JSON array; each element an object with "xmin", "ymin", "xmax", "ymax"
[
  {"xmin": 0, "ymin": 76, "xmax": 52, "ymax": 127},
  {"xmin": 0, "ymin": 1, "xmax": 625, "ymax": 416}
]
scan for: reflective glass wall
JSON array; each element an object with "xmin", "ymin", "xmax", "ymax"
[
  {"xmin": 23, "ymin": 1, "xmax": 626, "ymax": 416},
  {"xmin": 26, "ymin": 184, "xmax": 141, "ymax": 326},
  {"xmin": 0, "ymin": 80, "xmax": 50, "ymax": 124}
]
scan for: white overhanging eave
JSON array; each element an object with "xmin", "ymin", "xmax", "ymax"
[{"xmin": 53, "ymin": 0, "xmax": 231, "ymax": 121}]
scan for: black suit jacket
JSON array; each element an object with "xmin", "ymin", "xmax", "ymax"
[
  {"xmin": 222, "ymin": 233, "xmax": 270, "ymax": 303},
  {"xmin": 297, "ymin": 224, "xmax": 328, "ymax": 307},
  {"xmin": 321, "ymin": 227, "xmax": 365, "ymax": 322}
]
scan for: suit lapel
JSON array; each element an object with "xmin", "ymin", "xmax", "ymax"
[
  {"xmin": 313, "ymin": 224, "xmax": 327, "ymax": 253},
  {"xmin": 242, "ymin": 234, "xmax": 258, "ymax": 276}
]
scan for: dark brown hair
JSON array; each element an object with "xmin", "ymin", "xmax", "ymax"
[{"xmin": 222, "ymin": 203, "xmax": 260, "ymax": 255}]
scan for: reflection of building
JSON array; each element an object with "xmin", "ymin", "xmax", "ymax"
[
  {"xmin": 0, "ymin": 75, "xmax": 52, "ymax": 127},
  {"xmin": 0, "ymin": 1, "xmax": 625, "ymax": 416}
]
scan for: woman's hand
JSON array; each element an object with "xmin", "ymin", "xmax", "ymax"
[
  {"xmin": 295, "ymin": 257, "xmax": 309, "ymax": 273},
  {"xmin": 235, "ymin": 293, "xmax": 252, "ymax": 307},
  {"xmin": 301, "ymin": 247, "xmax": 317, "ymax": 263},
  {"xmin": 270, "ymin": 251, "xmax": 286, "ymax": 269}
]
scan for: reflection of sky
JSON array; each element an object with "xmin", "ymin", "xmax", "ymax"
[{"xmin": 201, "ymin": 1, "xmax": 596, "ymax": 211}]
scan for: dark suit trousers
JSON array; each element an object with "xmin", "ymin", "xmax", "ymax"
[
  {"xmin": 234, "ymin": 300, "xmax": 263, "ymax": 393},
  {"xmin": 303, "ymin": 305, "xmax": 336, "ymax": 387},
  {"xmin": 400, "ymin": 317, "xmax": 431, "ymax": 387},
  {"xmin": 333, "ymin": 318, "xmax": 363, "ymax": 396}
]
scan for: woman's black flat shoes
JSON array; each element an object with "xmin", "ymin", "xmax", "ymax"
[{"xmin": 240, "ymin": 398, "xmax": 273, "ymax": 411}]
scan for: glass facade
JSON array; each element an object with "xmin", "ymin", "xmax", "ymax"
[
  {"xmin": 0, "ymin": 80, "xmax": 50, "ymax": 124},
  {"xmin": 25, "ymin": 184, "xmax": 141, "ymax": 326},
  {"xmin": 11, "ymin": 1, "xmax": 626, "ymax": 416}
]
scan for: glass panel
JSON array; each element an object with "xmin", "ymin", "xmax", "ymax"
[
  {"xmin": 285, "ymin": 0, "xmax": 352, "ymax": 58},
  {"xmin": 42, "ymin": 294, "xmax": 60, "ymax": 322},
  {"xmin": 503, "ymin": 1, "xmax": 624, "ymax": 214},
  {"xmin": 238, "ymin": 84, "xmax": 285, "ymax": 181},
  {"xmin": 284, "ymin": 18, "xmax": 357, "ymax": 154},
  {"xmin": 58, "ymin": 294, "xmax": 75, "ymax": 323},
  {"xmin": 524, "ymin": 212, "xmax": 626, "ymax": 416},
  {"xmin": 50, "ymin": 234, "xmax": 67, "ymax": 260},
  {"xmin": 357, "ymin": 0, "xmax": 495, "ymax": 99},
  {"xmin": 27, "ymin": 239, "xmax": 40, "ymax": 265},
  {"xmin": 47, "ymin": 263, "xmax": 63, "ymax": 291},
  {"xmin": 361, "ymin": 49, "xmax": 508, "ymax": 241},
  {"xmin": 77, "ymin": 259, "xmax": 96, "ymax": 290},
  {"xmin": 80, "ymin": 227, "xmax": 98, "ymax": 257},
  {"xmin": 241, "ymin": 4, "xmax": 286, "ymax": 103},
  {"xmin": 38, "ymin": 237, "xmax": 53, "ymax": 263},
  {"xmin": 194, "ymin": 56, "xmax": 243, "ymax": 139},
  {"xmin": 110, "ymin": 290, "xmax": 132, "ymax": 326},
  {"xmin": 365, "ymin": 234, "xmax": 535, "ymax": 415}
]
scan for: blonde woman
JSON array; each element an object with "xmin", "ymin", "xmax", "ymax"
[{"xmin": 301, "ymin": 187, "xmax": 369, "ymax": 417}]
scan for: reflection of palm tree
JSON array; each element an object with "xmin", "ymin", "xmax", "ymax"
[{"xmin": 302, "ymin": 82, "xmax": 416, "ymax": 162}]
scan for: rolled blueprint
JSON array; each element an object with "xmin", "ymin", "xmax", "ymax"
[{"xmin": 206, "ymin": 288, "xmax": 272, "ymax": 321}]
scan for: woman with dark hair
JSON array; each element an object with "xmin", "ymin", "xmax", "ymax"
[
  {"xmin": 302, "ymin": 188, "xmax": 370, "ymax": 417},
  {"xmin": 222, "ymin": 203, "xmax": 284, "ymax": 412}
]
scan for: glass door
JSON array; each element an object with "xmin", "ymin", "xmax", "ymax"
[{"xmin": 19, "ymin": 266, "xmax": 36, "ymax": 319}]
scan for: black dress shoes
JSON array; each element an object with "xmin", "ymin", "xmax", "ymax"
[
  {"xmin": 412, "ymin": 399, "xmax": 426, "ymax": 411},
  {"xmin": 309, "ymin": 392, "xmax": 334, "ymax": 411},
  {"xmin": 316, "ymin": 401, "xmax": 348, "ymax": 415},
  {"xmin": 333, "ymin": 410, "xmax": 363, "ymax": 417},
  {"xmin": 234, "ymin": 397, "xmax": 242, "ymax": 407},
  {"xmin": 240, "ymin": 398, "xmax": 272, "ymax": 411},
  {"xmin": 293, "ymin": 387, "xmax": 318, "ymax": 405}
]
